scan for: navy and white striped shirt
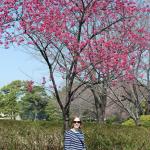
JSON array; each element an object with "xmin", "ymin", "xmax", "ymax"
[{"xmin": 64, "ymin": 129, "xmax": 85, "ymax": 150}]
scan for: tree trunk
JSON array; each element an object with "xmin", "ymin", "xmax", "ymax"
[
  {"xmin": 62, "ymin": 105, "xmax": 70, "ymax": 132},
  {"xmin": 34, "ymin": 111, "xmax": 38, "ymax": 121},
  {"xmin": 100, "ymin": 93, "xmax": 107, "ymax": 122},
  {"xmin": 91, "ymin": 88, "xmax": 107, "ymax": 123},
  {"xmin": 133, "ymin": 118, "xmax": 141, "ymax": 126},
  {"xmin": 94, "ymin": 94, "xmax": 101, "ymax": 122}
]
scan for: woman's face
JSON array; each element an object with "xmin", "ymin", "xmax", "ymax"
[{"xmin": 73, "ymin": 117, "xmax": 81, "ymax": 129}]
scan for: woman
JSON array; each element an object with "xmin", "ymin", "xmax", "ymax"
[{"xmin": 64, "ymin": 116, "xmax": 86, "ymax": 150}]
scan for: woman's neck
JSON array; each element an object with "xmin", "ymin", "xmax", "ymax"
[{"xmin": 71, "ymin": 128, "xmax": 79, "ymax": 132}]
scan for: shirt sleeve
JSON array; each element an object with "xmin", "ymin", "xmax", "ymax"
[{"xmin": 64, "ymin": 131, "xmax": 71, "ymax": 150}]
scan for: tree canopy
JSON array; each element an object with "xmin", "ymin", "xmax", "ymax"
[{"xmin": 0, "ymin": 80, "xmax": 60, "ymax": 121}]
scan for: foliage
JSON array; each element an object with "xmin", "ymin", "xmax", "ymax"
[
  {"xmin": 0, "ymin": 80, "xmax": 25, "ymax": 119},
  {"xmin": 105, "ymin": 115, "xmax": 118, "ymax": 125},
  {"xmin": 85, "ymin": 124, "xmax": 150, "ymax": 150},
  {"xmin": 0, "ymin": 80, "xmax": 59, "ymax": 121},
  {"xmin": 1, "ymin": 120, "xmax": 150, "ymax": 150},
  {"xmin": 19, "ymin": 85, "xmax": 49, "ymax": 120},
  {"xmin": 45, "ymin": 99, "xmax": 62, "ymax": 121},
  {"xmin": 122, "ymin": 115, "xmax": 150, "ymax": 127},
  {"xmin": 140, "ymin": 99, "xmax": 148, "ymax": 115},
  {"xmin": 0, "ymin": 0, "xmax": 149, "ymax": 82},
  {"xmin": 0, "ymin": 120, "xmax": 63, "ymax": 150}
]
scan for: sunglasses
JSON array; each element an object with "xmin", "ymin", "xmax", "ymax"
[{"xmin": 73, "ymin": 121, "xmax": 81, "ymax": 124}]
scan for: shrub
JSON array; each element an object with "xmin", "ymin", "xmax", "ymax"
[
  {"xmin": 105, "ymin": 115, "xmax": 118, "ymax": 125},
  {"xmin": 1, "ymin": 120, "xmax": 150, "ymax": 150},
  {"xmin": 84, "ymin": 124, "xmax": 150, "ymax": 150},
  {"xmin": 122, "ymin": 115, "xmax": 150, "ymax": 127},
  {"xmin": 0, "ymin": 120, "xmax": 63, "ymax": 150}
]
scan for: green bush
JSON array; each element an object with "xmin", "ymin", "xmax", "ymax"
[
  {"xmin": 105, "ymin": 115, "xmax": 118, "ymax": 125},
  {"xmin": 0, "ymin": 120, "xmax": 63, "ymax": 150},
  {"xmin": 84, "ymin": 124, "xmax": 150, "ymax": 150},
  {"xmin": 122, "ymin": 115, "xmax": 150, "ymax": 127},
  {"xmin": 1, "ymin": 120, "xmax": 150, "ymax": 150}
]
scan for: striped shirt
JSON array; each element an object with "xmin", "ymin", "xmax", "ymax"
[{"xmin": 64, "ymin": 129, "xmax": 85, "ymax": 150}]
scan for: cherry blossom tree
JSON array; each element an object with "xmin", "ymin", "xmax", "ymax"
[
  {"xmin": 0, "ymin": 0, "xmax": 149, "ymax": 130},
  {"xmin": 76, "ymin": 9, "xmax": 150, "ymax": 122}
]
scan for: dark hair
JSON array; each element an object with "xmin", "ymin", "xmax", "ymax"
[{"xmin": 70, "ymin": 116, "xmax": 82, "ymax": 129}]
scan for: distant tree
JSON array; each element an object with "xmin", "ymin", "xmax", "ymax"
[
  {"xmin": 20, "ymin": 85, "xmax": 49, "ymax": 120},
  {"xmin": 108, "ymin": 80, "xmax": 148, "ymax": 126},
  {"xmin": 0, "ymin": 93, "xmax": 4, "ymax": 112},
  {"xmin": 0, "ymin": 80, "xmax": 55, "ymax": 121},
  {"xmin": 45, "ymin": 97, "xmax": 62, "ymax": 121},
  {"xmin": 0, "ymin": 80, "xmax": 24, "ymax": 119}
]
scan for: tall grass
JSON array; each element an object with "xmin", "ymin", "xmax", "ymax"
[
  {"xmin": 0, "ymin": 120, "xmax": 63, "ymax": 150},
  {"xmin": 0, "ymin": 120, "xmax": 150, "ymax": 150},
  {"xmin": 84, "ymin": 123, "xmax": 150, "ymax": 150}
]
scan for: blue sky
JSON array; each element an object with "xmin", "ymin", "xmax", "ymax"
[{"xmin": 0, "ymin": 45, "xmax": 49, "ymax": 88}]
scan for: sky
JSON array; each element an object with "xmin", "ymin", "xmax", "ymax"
[{"xmin": 0, "ymin": 45, "xmax": 49, "ymax": 88}]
